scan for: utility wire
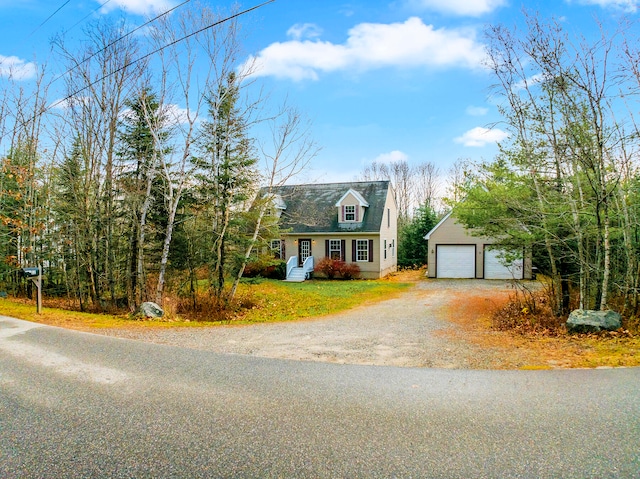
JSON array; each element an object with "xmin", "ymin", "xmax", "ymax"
[
  {"xmin": 29, "ymin": 0, "xmax": 72, "ymax": 38},
  {"xmin": 62, "ymin": 0, "xmax": 113, "ymax": 35},
  {"xmin": 49, "ymin": 0, "xmax": 275, "ymax": 111},
  {"xmin": 2, "ymin": 0, "xmax": 275, "ymax": 143},
  {"xmin": 0, "ymin": 0, "xmax": 72, "ymax": 71},
  {"xmin": 54, "ymin": 0, "xmax": 191, "ymax": 83}
]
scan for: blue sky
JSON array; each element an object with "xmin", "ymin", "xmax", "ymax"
[{"xmin": 1, "ymin": 0, "xmax": 638, "ymax": 184}]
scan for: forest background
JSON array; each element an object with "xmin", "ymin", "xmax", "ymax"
[{"xmin": 1, "ymin": 2, "xmax": 640, "ymax": 324}]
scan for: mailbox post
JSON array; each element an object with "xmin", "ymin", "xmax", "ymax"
[{"xmin": 22, "ymin": 267, "xmax": 42, "ymax": 314}]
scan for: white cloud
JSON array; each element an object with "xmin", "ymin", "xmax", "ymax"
[
  {"xmin": 0, "ymin": 55, "xmax": 36, "ymax": 80},
  {"xmin": 97, "ymin": 0, "xmax": 175, "ymax": 16},
  {"xmin": 374, "ymin": 150, "xmax": 409, "ymax": 163},
  {"xmin": 513, "ymin": 73, "xmax": 545, "ymax": 91},
  {"xmin": 244, "ymin": 17, "xmax": 487, "ymax": 81},
  {"xmin": 164, "ymin": 104, "xmax": 191, "ymax": 124},
  {"xmin": 407, "ymin": 0, "xmax": 507, "ymax": 16},
  {"xmin": 50, "ymin": 96, "xmax": 91, "ymax": 110},
  {"xmin": 466, "ymin": 105, "xmax": 488, "ymax": 116},
  {"xmin": 287, "ymin": 23, "xmax": 323, "ymax": 41},
  {"xmin": 455, "ymin": 126, "xmax": 509, "ymax": 147},
  {"xmin": 570, "ymin": 0, "xmax": 638, "ymax": 12},
  {"xmin": 118, "ymin": 103, "xmax": 190, "ymax": 124}
]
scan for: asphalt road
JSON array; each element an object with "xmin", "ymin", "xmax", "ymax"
[{"xmin": 1, "ymin": 316, "xmax": 639, "ymax": 478}]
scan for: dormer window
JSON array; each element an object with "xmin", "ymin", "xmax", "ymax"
[
  {"xmin": 345, "ymin": 205, "xmax": 356, "ymax": 221},
  {"xmin": 336, "ymin": 188, "xmax": 369, "ymax": 226}
]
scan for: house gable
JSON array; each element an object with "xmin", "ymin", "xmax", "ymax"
[{"xmin": 335, "ymin": 188, "xmax": 370, "ymax": 227}]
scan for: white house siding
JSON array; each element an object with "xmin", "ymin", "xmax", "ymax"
[
  {"xmin": 282, "ymin": 234, "xmax": 388, "ymax": 279},
  {"xmin": 379, "ymin": 186, "xmax": 398, "ymax": 278}
]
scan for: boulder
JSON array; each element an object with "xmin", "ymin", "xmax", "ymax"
[
  {"xmin": 566, "ymin": 309, "xmax": 621, "ymax": 333},
  {"xmin": 137, "ymin": 301, "xmax": 164, "ymax": 319}
]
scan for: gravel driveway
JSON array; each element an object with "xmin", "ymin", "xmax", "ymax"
[{"xmin": 100, "ymin": 279, "xmax": 526, "ymax": 369}]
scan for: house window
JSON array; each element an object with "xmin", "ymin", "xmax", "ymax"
[
  {"xmin": 329, "ymin": 239, "xmax": 342, "ymax": 260},
  {"xmin": 345, "ymin": 205, "xmax": 356, "ymax": 221},
  {"xmin": 387, "ymin": 208, "xmax": 390, "ymax": 228},
  {"xmin": 356, "ymin": 239, "xmax": 369, "ymax": 262},
  {"xmin": 270, "ymin": 239, "xmax": 282, "ymax": 259},
  {"xmin": 384, "ymin": 239, "xmax": 387, "ymax": 260}
]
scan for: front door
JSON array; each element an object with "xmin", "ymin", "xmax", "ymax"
[{"xmin": 298, "ymin": 239, "xmax": 311, "ymax": 267}]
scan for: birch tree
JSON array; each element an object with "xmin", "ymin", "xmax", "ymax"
[
  {"xmin": 53, "ymin": 17, "xmax": 144, "ymax": 308},
  {"xmin": 455, "ymin": 12, "xmax": 640, "ymax": 314},
  {"xmin": 146, "ymin": 4, "xmax": 251, "ymax": 306},
  {"xmin": 228, "ymin": 104, "xmax": 319, "ymax": 300}
]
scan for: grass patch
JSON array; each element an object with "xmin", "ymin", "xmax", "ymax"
[
  {"xmin": 233, "ymin": 278, "xmax": 411, "ymax": 323},
  {"xmin": 0, "ymin": 278, "xmax": 412, "ymax": 330}
]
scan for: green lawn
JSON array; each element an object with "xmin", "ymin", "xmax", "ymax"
[
  {"xmin": 0, "ymin": 278, "xmax": 413, "ymax": 330},
  {"xmin": 234, "ymin": 278, "xmax": 412, "ymax": 323}
]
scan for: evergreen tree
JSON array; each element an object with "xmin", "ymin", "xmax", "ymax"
[
  {"xmin": 398, "ymin": 203, "xmax": 438, "ymax": 268},
  {"xmin": 194, "ymin": 72, "xmax": 258, "ymax": 304},
  {"xmin": 117, "ymin": 88, "xmax": 168, "ymax": 308}
]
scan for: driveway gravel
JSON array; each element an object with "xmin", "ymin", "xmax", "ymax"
[{"xmin": 99, "ymin": 279, "xmax": 528, "ymax": 369}]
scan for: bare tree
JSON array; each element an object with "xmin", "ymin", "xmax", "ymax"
[
  {"xmin": 148, "ymin": 4, "xmax": 256, "ymax": 306},
  {"xmin": 229, "ymin": 104, "xmax": 319, "ymax": 300},
  {"xmin": 444, "ymin": 158, "xmax": 471, "ymax": 205},
  {"xmin": 413, "ymin": 161, "xmax": 441, "ymax": 210},
  {"xmin": 475, "ymin": 11, "xmax": 639, "ymax": 313},
  {"xmin": 359, "ymin": 161, "xmax": 390, "ymax": 181},
  {"xmin": 53, "ymin": 17, "xmax": 145, "ymax": 308}
]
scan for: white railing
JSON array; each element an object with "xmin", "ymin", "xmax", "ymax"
[
  {"xmin": 302, "ymin": 255, "xmax": 314, "ymax": 279},
  {"xmin": 286, "ymin": 256, "xmax": 297, "ymax": 279}
]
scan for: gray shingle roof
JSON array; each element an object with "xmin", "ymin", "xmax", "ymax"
[{"xmin": 267, "ymin": 181, "xmax": 390, "ymax": 234}]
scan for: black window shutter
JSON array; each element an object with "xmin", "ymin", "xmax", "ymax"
[
  {"xmin": 368, "ymin": 239, "xmax": 374, "ymax": 262},
  {"xmin": 325, "ymin": 240, "xmax": 329, "ymax": 258},
  {"xmin": 352, "ymin": 240, "xmax": 356, "ymax": 262},
  {"xmin": 341, "ymin": 240, "xmax": 346, "ymax": 262}
]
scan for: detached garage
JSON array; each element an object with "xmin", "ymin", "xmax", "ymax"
[{"xmin": 425, "ymin": 211, "xmax": 531, "ymax": 280}]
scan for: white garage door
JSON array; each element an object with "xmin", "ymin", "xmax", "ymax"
[
  {"xmin": 436, "ymin": 245, "xmax": 475, "ymax": 278},
  {"xmin": 484, "ymin": 248, "xmax": 523, "ymax": 279}
]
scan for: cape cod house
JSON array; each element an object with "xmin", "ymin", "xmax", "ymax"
[{"xmin": 266, "ymin": 181, "xmax": 398, "ymax": 281}]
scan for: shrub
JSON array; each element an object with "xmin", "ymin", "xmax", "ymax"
[
  {"xmin": 315, "ymin": 257, "xmax": 343, "ymax": 279},
  {"xmin": 492, "ymin": 289, "xmax": 565, "ymax": 335},
  {"xmin": 243, "ymin": 258, "xmax": 286, "ymax": 280},
  {"xmin": 339, "ymin": 262, "xmax": 361, "ymax": 280},
  {"xmin": 315, "ymin": 257, "xmax": 361, "ymax": 279}
]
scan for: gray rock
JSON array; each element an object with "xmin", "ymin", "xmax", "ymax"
[
  {"xmin": 566, "ymin": 309, "xmax": 622, "ymax": 333},
  {"xmin": 137, "ymin": 301, "xmax": 164, "ymax": 319}
]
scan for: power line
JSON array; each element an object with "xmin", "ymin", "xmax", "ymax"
[
  {"xmin": 2, "ymin": 0, "xmax": 275, "ymax": 143},
  {"xmin": 50, "ymin": 0, "xmax": 275, "ymax": 111},
  {"xmin": 0, "ymin": 0, "xmax": 72, "ymax": 71},
  {"xmin": 29, "ymin": 0, "xmax": 72, "ymax": 38},
  {"xmin": 62, "ymin": 0, "xmax": 113, "ymax": 35},
  {"xmin": 54, "ymin": 0, "xmax": 191, "ymax": 83}
]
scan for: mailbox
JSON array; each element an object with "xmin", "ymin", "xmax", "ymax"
[{"xmin": 22, "ymin": 267, "xmax": 40, "ymax": 278}]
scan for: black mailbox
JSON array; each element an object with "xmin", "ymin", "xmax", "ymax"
[{"xmin": 22, "ymin": 267, "xmax": 40, "ymax": 278}]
